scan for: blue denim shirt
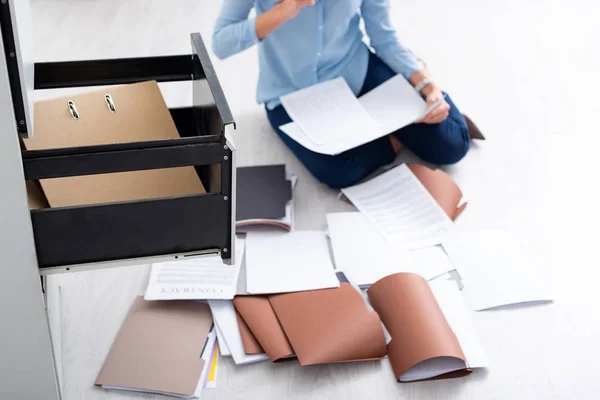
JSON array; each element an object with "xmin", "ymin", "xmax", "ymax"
[{"xmin": 212, "ymin": 0, "xmax": 422, "ymax": 109}]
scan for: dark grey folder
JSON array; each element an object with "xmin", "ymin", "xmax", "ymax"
[{"xmin": 236, "ymin": 165, "xmax": 292, "ymax": 221}]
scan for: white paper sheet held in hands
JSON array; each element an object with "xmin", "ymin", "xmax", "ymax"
[
  {"xmin": 279, "ymin": 75, "xmax": 439, "ymax": 155},
  {"xmin": 442, "ymin": 230, "xmax": 554, "ymax": 311},
  {"xmin": 327, "ymin": 212, "xmax": 455, "ymax": 287},
  {"xmin": 144, "ymin": 240, "xmax": 245, "ymax": 301},
  {"xmin": 280, "ymin": 77, "xmax": 380, "ymax": 145},
  {"xmin": 245, "ymin": 231, "xmax": 340, "ymax": 294},
  {"xmin": 341, "ymin": 164, "xmax": 454, "ymax": 251}
]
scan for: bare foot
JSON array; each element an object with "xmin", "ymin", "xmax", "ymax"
[{"xmin": 389, "ymin": 135, "xmax": 404, "ymax": 153}]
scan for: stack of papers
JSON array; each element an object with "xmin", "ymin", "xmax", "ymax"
[
  {"xmin": 100, "ymin": 145, "xmax": 555, "ymax": 391},
  {"xmin": 279, "ymin": 76, "xmax": 435, "ymax": 155}
]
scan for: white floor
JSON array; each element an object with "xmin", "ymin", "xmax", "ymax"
[{"xmin": 34, "ymin": 0, "xmax": 600, "ymax": 399}]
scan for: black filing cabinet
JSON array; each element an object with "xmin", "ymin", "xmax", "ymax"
[{"xmin": 22, "ymin": 33, "xmax": 236, "ymax": 270}]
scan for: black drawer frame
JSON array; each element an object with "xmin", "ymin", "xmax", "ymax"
[{"xmin": 23, "ymin": 33, "xmax": 236, "ymax": 270}]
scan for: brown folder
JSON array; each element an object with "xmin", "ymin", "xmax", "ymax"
[
  {"xmin": 95, "ymin": 297, "xmax": 213, "ymax": 397},
  {"xmin": 408, "ymin": 164, "xmax": 466, "ymax": 220},
  {"xmin": 23, "ymin": 81, "xmax": 205, "ymax": 208},
  {"xmin": 233, "ymin": 296, "xmax": 294, "ymax": 361},
  {"xmin": 269, "ymin": 283, "xmax": 387, "ymax": 366},
  {"xmin": 235, "ymin": 310, "xmax": 264, "ymax": 354},
  {"xmin": 367, "ymin": 273, "xmax": 471, "ymax": 382}
]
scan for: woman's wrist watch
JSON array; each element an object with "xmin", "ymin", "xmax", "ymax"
[{"xmin": 414, "ymin": 78, "xmax": 432, "ymax": 95}]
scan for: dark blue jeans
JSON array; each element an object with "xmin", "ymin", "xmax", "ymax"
[{"xmin": 266, "ymin": 52, "xmax": 470, "ymax": 189}]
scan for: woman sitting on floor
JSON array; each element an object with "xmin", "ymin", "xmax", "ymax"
[{"xmin": 213, "ymin": 0, "xmax": 471, "ymax": 189}]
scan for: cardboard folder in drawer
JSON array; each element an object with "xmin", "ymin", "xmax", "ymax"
[{"xmin": 23, "ymin": 81, "xmax": 205, "ymax": 207}]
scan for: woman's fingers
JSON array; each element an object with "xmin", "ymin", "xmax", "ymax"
[
  {"xmin": 426, "ymin": 112, "xmax": 448, "ymax": 124},
  {"xmin": 423, "ymin": 101, "xmax": 450, "ymax": 124},
  {"xmin": 427, "ymin": 110, "xmax": 449, "ymax": 124},
  {"xmin": 430, "ymin": 110, "xmax": 449, "ymax": 124}
]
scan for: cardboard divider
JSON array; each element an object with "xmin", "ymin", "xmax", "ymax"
[{"xmin": 23, "ymin": 81, "xmax": 208, "ymax": 208}]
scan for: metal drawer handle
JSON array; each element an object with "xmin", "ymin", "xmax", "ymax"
[
  {"xmin": 105, "ymin": 94, "xmax": 116, "ymax": 113},
  {"xmin": 67, "ymin": 101, "xmax": 80, "ymax": 120}
]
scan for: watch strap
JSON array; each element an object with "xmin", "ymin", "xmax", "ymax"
[{"xmin": 414, "ymin": 78, "xmax": 431, "ymax": 94}]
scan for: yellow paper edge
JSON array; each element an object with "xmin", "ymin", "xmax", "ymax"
[{"xmin": 208, "ymin": 343, "xmax": 219, "ymax": 384}]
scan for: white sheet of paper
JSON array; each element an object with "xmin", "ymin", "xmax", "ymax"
[
  {"xmin": 214, "ymin": 323, "xmax": 231, "ymax": 357},
  {"xmin": 280, "ymin": 77, "xmax": 380, "ymax": 145},
  {"xmin": 235, "ymin": 253, "xmax": 249, "ymax": 296},
  {"xmin": 279, "ymin": 74, "xmax": 429, "ymax": 155},
  {"xmin": 410, "ymin": 246, "xmax": 456, "ymax": 281},
  {"xmin": 359, "ymin": 73, "xmax": 431, "ymax": 132},
  {"xmin": 429, "ymin": 278, "xmax": 490, "ymax": 369},
  {"xmin": 327, "ymin": 212, "xmax": 405, "ymax": 286},
  {"xmin": 399, "ymin": 356, "xmax": 470, "ymax": 382},
  {"xmin": 207, "ymin": 300, "xmax": 270, "ymax": 365},
  {"xmin": 327, "ymin": 212, "xmax": 455, "ymax": 287},
  {"xmin": 442, "ymin": 230, "xmax": 554, "ymax": 311},
  {"xmin": 341, "ymin": 164, "xmax": 454, "ymax": 251},
  {"xmin": 245, "ymin": 231, "xmax": 340, "ymax": 294},
  {"xmin": 144, "ymin": 240, "xmax": 245, "ymax": 301}
]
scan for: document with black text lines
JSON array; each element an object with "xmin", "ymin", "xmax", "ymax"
[
  {"xmin": 145, "ymin": 240, "xmax": 245, "ymax": 301},
  {"xmin": 342, "ymin": 164, "xmax": 454, "ymax": 251}
]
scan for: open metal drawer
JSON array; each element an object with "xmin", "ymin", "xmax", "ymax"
[{"xmin": 22, "ymin": 33, "xmax": 237, "ymax": 272}]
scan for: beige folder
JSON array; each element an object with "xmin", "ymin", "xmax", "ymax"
[
  {"xmin": 23, "ymin": 81, "xmax": 205, "ymax": 208},
  {"xmin": 95, "ymin": 297, "xmax": 213, "ymax": 397}
]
